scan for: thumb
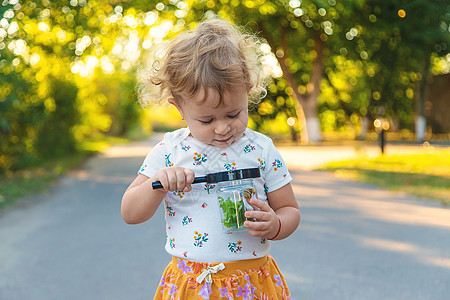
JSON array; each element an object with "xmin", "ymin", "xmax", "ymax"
[{"xmin": 184, "ymin": 168, "xmax": 195, "ymax": 185}]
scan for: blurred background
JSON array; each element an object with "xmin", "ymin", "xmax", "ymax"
[{"xmin": 0, "ymin": 0, "xmax": 449, "ymax": 205}]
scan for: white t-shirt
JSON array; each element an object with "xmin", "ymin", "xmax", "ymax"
[{"xmin": 139, "ymin": 128, "xmax": 292, "ymax": 263}]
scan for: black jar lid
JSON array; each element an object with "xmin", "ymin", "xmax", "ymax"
[
  {"xmin": 152, "ymin": 167, "xmax": 260, "ymax": 189},
  {"xmin": 207, "ymin": 167, "xmax": 261, "ymax": 183}
]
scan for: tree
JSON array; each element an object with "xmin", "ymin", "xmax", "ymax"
[
  {"xmin": 188, "ymin": 0, "xmax": 372, "ymax": 142},
  {"xmin": 349, "ymin": 0, "xmax": 449, "ymax": 141},
  {"xmin": 0, "ymin": 0, "xmax": 161, "ymax": 171}
]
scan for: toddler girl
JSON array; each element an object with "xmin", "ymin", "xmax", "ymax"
[{"xmin": 121, "ymin": 18, "xmax": 300, "ymax": 299}]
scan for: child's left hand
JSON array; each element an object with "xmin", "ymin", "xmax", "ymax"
[{"xmin": 243, "ymin": 198, "xmax": 280, "ymax": 240}]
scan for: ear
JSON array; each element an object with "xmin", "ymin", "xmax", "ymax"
[{"xmin": 168, "ymin": 98, "xmax": 184, "ymax": 119}]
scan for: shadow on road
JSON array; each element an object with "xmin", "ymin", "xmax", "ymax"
[{"xmin": 275, "ymin": 168, "xmax": 450, "ymax": 299}]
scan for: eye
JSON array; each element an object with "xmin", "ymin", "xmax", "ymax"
[
  {"xmin": 228, "ymin": 111, "xmax": 240, "ymax": 119},
  {"xmin": 199, "ymin": 119, "xmax": 213, "ymax": 125}
]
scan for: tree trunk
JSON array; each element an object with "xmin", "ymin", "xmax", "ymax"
[
  {"xmin": 302, "ymin": 34, "xmax": 324, "ymax": 142},
  {"xmin": 276, "ymin": 27, "xmax": 309, "ymax": 143},
  {"xmin": 357, "ymin": 115, "xmax": 369, "ymax": 140},
  {"xmin": 259, "ymin": 23, "xmax": 324, "ymax": 143},
  {"xmin": 415, "ymin": 58, "xmax": 431, "ymax": 142}
]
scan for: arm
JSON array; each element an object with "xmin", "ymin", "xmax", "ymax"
[
  {"xmin": 121, "ymin": 167, "xmax": 195, "ymax": 224},
  {"xmin": 244, "ymin": 183, "xmax": 300, "ymax": 240}
]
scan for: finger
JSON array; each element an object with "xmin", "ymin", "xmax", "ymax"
[
  {"xmin": 245, "ymin": 226, "xmax": 272, "ymax": 238},
  {"xmin": 244, "ymin": 219, "xmax": 271, "ymax": 231},
  {"xmin": 175, "ymin": 169, "xmax": 186, "ymax": 191},
  {"xmin": 244, "ymin": 221, "xmax": 261, "ymax": 231},
  {"xmin": 244, "ymin": 220, "xmax": 265, "ymax": 234},
  {"xmin": 245, "ymin": 210, "xmax": 271, "ymax": 221},
  {"xmin": 246, "ymin": 229, "xmax": 263, "ymax": 238},
  {"xmin": 245, "ymin": 220, "xmax": 278, "ymax": 240},
  {"xmin": 247, "ymin": 198, "xmax": 272, "ymax": 212},
  {"xmin": 180, "ymin": 169, "xmax": 195, "ymax": 192},
  {"xmin": 167, "ymin": 171, "xmax": 180, "ymax": 191},
  {"xmin": 184, "ymin": 168, "xmax": 195, "ymax": 184},
  {"xmin": 183, "ymin": 169, "xmax": 195, "ymax": 192},
  {"xmin": 158, "ymin": 172, "xmax": 170, "ymax": 191}
]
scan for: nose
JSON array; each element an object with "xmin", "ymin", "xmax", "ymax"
[{"xmin": 214, "ymin": 120, "xmax": 231, "ymax": 135}]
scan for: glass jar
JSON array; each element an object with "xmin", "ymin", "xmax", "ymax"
[{"xmin": 217, "ymin": 178, "xmax": 257, "ymax": 232}]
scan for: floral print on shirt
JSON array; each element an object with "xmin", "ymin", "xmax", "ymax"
[
  {"xmin": 272, "ymin": 159, "xmax": 283, "ymax": 171},
  {"xmin": 228, "ymin": 241, "xmax": 243, "ymax": 253},
  {"xmin": 140, "ymin": 128, "xmax": 292, "ymax": 264},
  {"xmin": 182, "ymin": 216, "xmax": 193, "ymax": 226},
  {"xmin": 193, "ymin": 152, "xmax": 208, "ymax": 165},
  {"xmin": 244, "ymin": 144, "xmax": 256, "ymax": 153},
  {"xmin": 224, "ymin": 162, "xmax": 237, "ymax": 171},
  {"xmin": 193, "ymin": 231, "xmax": 209, "ymax": 247},
  {"xmin": 172, "ymin": 191, "xmax": 185, "ymax": 199},
  {"xmin": 165, "ymin": 154, "xmax": 174, "ymax": 167},
  {"xmin": 204, "ymin": 183, "xmax": 215, "ymax": 194},
  {"xmin": 257, "ymin": 158, "xmax": 266, "ymax": 171},
  {"xmin": 166, "ymin": 205, "xmax": 175, "ymax": 217}
]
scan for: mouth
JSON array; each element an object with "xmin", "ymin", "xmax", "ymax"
[{"xmin": 215, "ymin": 136, "xmax": 233, "ymax": 143}]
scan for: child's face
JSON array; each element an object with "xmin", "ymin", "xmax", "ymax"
[{"xmin": 170, "ymin": 85, "xmax": 249, "ymax": 149}]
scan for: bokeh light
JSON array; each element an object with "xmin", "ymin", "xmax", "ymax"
[{"xmin": 287, "ymin": 117, "xmax": 296, "ymax": 127}]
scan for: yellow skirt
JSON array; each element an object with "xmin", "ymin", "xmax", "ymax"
[{"xmin": 154, "ymin": 255, "xmax": 291, "ymax": 299}]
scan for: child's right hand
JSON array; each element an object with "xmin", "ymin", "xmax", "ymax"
[{"xmin": 154, "ymin": 167, "xmax": 195, "ymax": 192}]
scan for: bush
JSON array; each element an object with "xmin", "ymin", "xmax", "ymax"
[{"xmin": 35, "ymin": 79, "xmax": 79, "ymax": 159}]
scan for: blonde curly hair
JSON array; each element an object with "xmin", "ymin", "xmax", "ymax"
[{"xmin": 138, "ymin": 18, "xmax": 268, "ymax": 106}]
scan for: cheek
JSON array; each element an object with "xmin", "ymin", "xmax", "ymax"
[
  {"xmin": 235, "ymin": 114, "xmax": 249, "ymax": 130},
  {"xmin": 198, "ymin": 126, "xmax": 211, "ymax": 137},
  {"xmin": 190, "ymin": 124, "xmax": 211, "ymax": 139}
]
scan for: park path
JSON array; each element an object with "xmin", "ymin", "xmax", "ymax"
[{"xmin": 0, "ymin": 136, "xmax": 449, "ymax": 300}]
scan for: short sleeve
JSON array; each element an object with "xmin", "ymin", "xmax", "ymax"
[
  {"xmin": 261, "ymin": 139, "xmax": 292, "ymax": 193},
  {"xmin": 138, "ymin": 140, "xmax": 167, "ymax": 178}
]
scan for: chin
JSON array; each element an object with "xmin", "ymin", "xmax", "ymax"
[{"xmin": 214, "ymin": 143, "xmax": 230, "ymax": 149}]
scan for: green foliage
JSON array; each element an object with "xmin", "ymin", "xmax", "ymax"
[
  {"xmin": 1, "ymin": 0, "xmax": 448, "ymax": 174},
  {"xmin": 249, "ymin": 78, "xmax": 299, "ymax": 138},
  {"xmin": 0, "ymin": 0, "xmax": 157, "ymax": 173},
  {"xmin": 218, "ymin": 196, "xmax": 252, "ymax": 229},
  {"xmin": 191, "ymin": 0, "xmax": 449, "ymax": 139},
  {"xmin": 0, "ymin": 71, "xmax": 39, "ymax": 171},
  {"xmin": 320, "ymin": 147, "xmax": 450, "ymax": 205},
  {"xmin": 340, "ymin": 0, "xmax": 450, "ymax": 127},
  {"xmin": 35, "ymin": 79, "xmax": 78, "ymax": 160}
]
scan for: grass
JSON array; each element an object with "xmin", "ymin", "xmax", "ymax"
[
  {"xmin": 318, "ymin": 147, "xmax": 450, "ymax": 206},
  {"xmin": 0, "ymin": 153, "xmax": 87, "ymax": 211},
  {"xmin": 0, "ymin": 136, "xmax": 131, "ymax": 212}
]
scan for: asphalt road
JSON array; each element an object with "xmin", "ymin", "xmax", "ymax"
[{"xmin": 1, "ymin": 137, "xmax": 449, "ymax": 300}]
